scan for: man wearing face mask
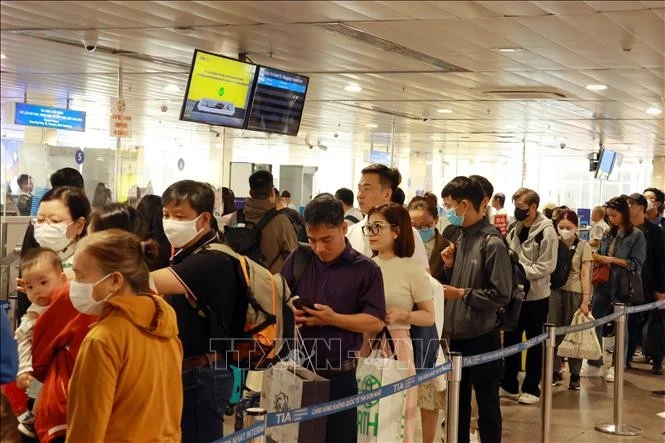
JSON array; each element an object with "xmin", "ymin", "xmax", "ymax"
[
  {"xmin": 150, "ymin": 180, "xmax": 244, "ymax": 443},
  {"xmin": 440, "ymin": 176, "xmax": 512, "ymax": 443},
  {"xmin": 500, "ymin": 188, "xmax": 558, "ymax": 405},
  {"xmin": 644, "ymin": 187, "xmax": 665, "ymax": 231}
]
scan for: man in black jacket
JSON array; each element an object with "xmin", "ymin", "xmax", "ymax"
[{"xmin": 628, "ymin": 193, "xmax": 665, "ymax": 374}]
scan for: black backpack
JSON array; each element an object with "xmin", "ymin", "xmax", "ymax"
[
  {"xmin": 481, "ymin": 230, "xmax": 529, "ymax": 331},
  {"xmin": 278, "ymin": 208, "xmax": 308, "ymax": 243},
  {"xmin": 534, "ymin": 231, "xmax": 578, "ymax": 290},
  {"xmin": 224, "ymin": 209, "xmax": 280, "ymax": 268}
]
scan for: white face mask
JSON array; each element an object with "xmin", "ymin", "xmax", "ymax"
[
  {"xmin": 70, "ymin": 274, "xmax": 113, "ymax": 315},
  {"xmin": 647, "ymin": 200, "xmax": 656, "ymax": 211},
  {"xmin": 34, "ymin": 222, "xmax": 72, "ymax": 252},
  {"xmin": 163, "ymin": 215, "xmax": 203, "ymax": 248},
  {"xmin": 558, "ymin": 228, "xmax": 576, "ymax": 241}
]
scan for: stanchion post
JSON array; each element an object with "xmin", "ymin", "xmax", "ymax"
[
  {"xmin": 595, "ymin": 303, "xmax": 642, "ymax": 436},
  {"xmin": 244, "ymin": 407, "xmax": 266, "ymax": 443},
  {"xmin": 541, "ymin": 323, "xmax": 555, "ymax": 443},
  {"xmin": 446, "ymin": 352, "xmax": 463, "ymax": 443}
]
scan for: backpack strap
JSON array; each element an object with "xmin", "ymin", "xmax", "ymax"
[
  {"xmin": 344, "ymin": 214, "xmax": 360, "ymax": 224},
  {"xmin": 289, "ymin": 243, "xmax": 314, "ymax": 291},
  {"xmin": 255, "ymin": 208, "xmax": 280, "ymax": 232}
]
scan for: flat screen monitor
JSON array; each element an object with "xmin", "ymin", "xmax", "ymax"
[
  {"xmin": 14, "ymin": 103, "xmax": 86, "ymax": 132},
  {"xmin": 245, "ymin": 65, "xmax": 309, "ymax": 136},
  {"xmin": 595, "ymin": 148, "xmax": 616, "ymax": 180},
  {"xmin": 180, "ymin": 50, "xmax": 258, "ymax": 128}
]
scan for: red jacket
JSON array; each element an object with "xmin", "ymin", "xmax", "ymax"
[{"xmin": 32, "ymin": 284, "xmax": 96, "ymax": 443}]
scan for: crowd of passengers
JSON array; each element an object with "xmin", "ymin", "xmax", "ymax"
[{"xmin": 0, "ymin": 165, "xmax": 663, "ymax": 443}]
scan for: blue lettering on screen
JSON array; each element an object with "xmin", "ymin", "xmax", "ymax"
[
  {"xmin": 14, "ymin": 103, "xmax": 86, "ymax": 132},
  {"xmin": 257, "ymin": 68, "xmax": 307, "ymax": 93}
]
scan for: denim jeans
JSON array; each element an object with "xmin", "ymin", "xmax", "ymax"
[{"xmin": 181, "ymin": 364, "xmax": 233, "ymax": 443}]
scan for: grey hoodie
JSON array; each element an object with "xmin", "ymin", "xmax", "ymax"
[{"xmin": 507, "ymin": 212, "xmax": 558, "ymax": 301}]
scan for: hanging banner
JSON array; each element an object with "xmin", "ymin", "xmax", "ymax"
[{"xmin": 109, "ymin": 97, "xmax": 132, "ymax": 138}]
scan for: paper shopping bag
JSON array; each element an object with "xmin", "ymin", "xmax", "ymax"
[
  {"xmin": 557, "ymin": 310, "xmax": 602, "ymax": 360},
  {"xmin": 260, "ymin": 361, "xmax": 330, "ymax": 443},
  {"xmin": 356, "ymin": 329, "xmax": 410, "ymax": 443}
]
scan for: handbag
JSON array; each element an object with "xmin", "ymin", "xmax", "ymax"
[
  {"xmin": 592, "ymin": 263, "xmax": 610, "ymax": 287},
  {"xmin": 557, "ymin": 310, "xmax": 602, "ymax": 360},
  {"xmin": 615, "ymin": 268, "xmax": 645, "ymax": 305}
]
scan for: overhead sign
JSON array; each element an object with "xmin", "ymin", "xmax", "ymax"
[
  {"xmin": 109, "ymin": 97, "xmax": 132, "ymax": 138},
  {"xmin": 14, "ymin": 103, "xmax": 86, "ymax": 132}
]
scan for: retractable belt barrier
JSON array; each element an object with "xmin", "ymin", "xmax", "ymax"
[{"xmin": 218, "ymin": 298, "xmax": 665, "ymax": 443}]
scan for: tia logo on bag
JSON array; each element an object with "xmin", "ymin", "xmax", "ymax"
[{"xmin": 274, "ymin": 392, "xmax": 290, "ymax": 413}]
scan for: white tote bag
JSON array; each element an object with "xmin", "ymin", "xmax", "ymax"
[
  {"xmin": 557, "ymin": 310, "xmax": 602, "ymax": 360},
  {"xmin": 356, "ymin": 329, "xmax": 410, "ymax": 443}
]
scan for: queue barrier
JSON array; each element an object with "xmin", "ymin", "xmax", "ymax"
[{"xmin": 218, "ymin": 298, "xmax": 665, "ymax": 443}]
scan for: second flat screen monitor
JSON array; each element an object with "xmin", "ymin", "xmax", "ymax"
[
  {"xmin": 246, "ymin": 66, "xmax": 309, "ymax": 136},
  {"xmin": 180, "ymin": 50, "xmax": 257, "ymax": 128}
]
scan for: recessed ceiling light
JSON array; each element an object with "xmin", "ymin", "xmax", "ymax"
[
  {"xmin": 585, "ymin": 84, "xmax": 607, "ymax": 91},
  {"xmin": 437, "ymin": 108, "xmax": 453, "ymax": 114},
  {"xmin": 0, "ymin": 54, "xmax": 6, "ymax": 59},
  {"xmin": 492, "ymin": 47, "xmax": 523, "ymax": 53},
  {"xmin": 344, "ymin": 83, "xmax": 362, "ymax": 92},
  {"xmin": 366, "ymin": 123, "xmax": 378, "ymax": 128},
  {"xmin": 646, "ymin": 107, "xmax": 663, "ymax": 115},
  {"xmin": 163, "ymin": 84, "xmax": 180, "ymax": 93}
]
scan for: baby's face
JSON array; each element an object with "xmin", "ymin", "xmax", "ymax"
[{"xmin": 22, "ymin": 261, "xmax": 65, "ymax": 307}]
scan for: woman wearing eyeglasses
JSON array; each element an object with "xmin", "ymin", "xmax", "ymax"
[{"xmin": 364, "ymin": 203, "xmax": 435, "ymax": 443}]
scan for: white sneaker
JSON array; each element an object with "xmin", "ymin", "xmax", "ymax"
[
  {"xmin": 518, "ymin": 393, "xmax": 540, "ymax": 405},
  {"xmin": 499, "ymin": 387, "xmax": 519, "ymax": 400},
  {"xmin": 580, "ymin": 365, "xmax": 603, "ymax": 378},
  {"xmin": 469, "ymin": 428, "xmax": 480, "ymax": 443},
  {"xmin": 605, "ymin": 367, "xmax": 615, "ymax": 383}
]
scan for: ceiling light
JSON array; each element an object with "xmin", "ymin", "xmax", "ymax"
[
  {"xmin": 437, "ymin": 108, "xmax": 453, "ymax": 114},
  {"xmin": 344, "ymin": 83, "xmax": 362, "ymax": 92},
  {"xmin": 492, "ymin": 47, "xmax": 523, "ymax": 53},
  {"xmin": 366, "ymin": 123, "xmax": 378, "ymax": 128},
  {"xmin": 429, "ymin": 135, "xmax": 441, "ymax": 140},
  {"xmin": 0, "ymin": 54, "xmax": 6, "ymax": 59},
  {"xmin": 585, "ymin": 84, "xmax": 607, "ymax": 91},
  {"xmin": 646, "ymin": 107, "xmax": 663, "ymax": 115},
  {"xmin": 163, "ymin": 84, "xmax": 180, "ymax": 93}
]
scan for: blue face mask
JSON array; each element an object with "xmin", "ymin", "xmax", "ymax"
[
  {"xmin": 446, "ymin": 204, "xmax": 466, "ymax": 227},
  {"xmin": 418, "ymin": 227, "xmax": 436, "ymax": 243}
]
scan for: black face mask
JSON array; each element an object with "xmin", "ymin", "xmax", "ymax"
[{"xmin": 514, "ymin": 207, "xmax": 530, "ymax": 221}]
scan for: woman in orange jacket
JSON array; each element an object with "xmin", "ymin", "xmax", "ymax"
[{"xmin": 65, "ymin": 229, "xmax": 183, "ymax": 442}]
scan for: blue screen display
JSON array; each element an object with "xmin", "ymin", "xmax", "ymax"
[
  {"xmin": 595, "ymin": 149, "xmax": 615, "ymax": 180},
  {"xmin": 14, "ymin": 103, "xmax": 86, "ymax": 132}
]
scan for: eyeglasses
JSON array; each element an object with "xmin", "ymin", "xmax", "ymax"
[{"xmin": 361, "ymin": 222, "xmax": 396, "ymax": 236}]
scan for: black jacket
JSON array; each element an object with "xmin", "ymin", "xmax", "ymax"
[{"xmin": 639, "ymin": 221, "xmax": 665, "ymax": 299}]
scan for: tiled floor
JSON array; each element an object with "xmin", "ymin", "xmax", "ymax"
[{"xmin": 225, "ymin": 359, "xmax": 665, "ymax": 442}]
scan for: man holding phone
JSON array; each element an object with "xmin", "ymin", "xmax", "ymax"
[{"xmin": 281, "ymin": 195, "xmax": 386, "ymax": 443}]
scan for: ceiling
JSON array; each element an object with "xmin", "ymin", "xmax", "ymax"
[{"xmin": 1, "ymin": 0, "xmax": 664, "ymax": 160}]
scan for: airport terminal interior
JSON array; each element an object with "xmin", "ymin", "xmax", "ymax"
[{"xmin": 1, "ymin": 1, "xmax": 664, "ymax": 442}]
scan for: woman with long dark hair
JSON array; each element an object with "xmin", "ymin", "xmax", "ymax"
[
  {"xmin": 582, "ymin": 196, "xmax": 646, "ymax": 382},
  {"xmin": 137, "ymin": 195, "xmax": 172, "ymax": 270}
]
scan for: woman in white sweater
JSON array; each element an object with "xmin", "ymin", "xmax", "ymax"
[{"xmin": 364, "ymin": 203, "xmax": 435, "ymax": 443}]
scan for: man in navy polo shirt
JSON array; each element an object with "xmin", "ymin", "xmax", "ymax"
[{"xmin": 281, "ymin": 195, "xmax": 386, "ymax": 443}]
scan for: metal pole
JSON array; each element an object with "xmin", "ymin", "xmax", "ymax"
[
  {"xmin": 595, "ymin": 303, "xmax": 642, "ymax": 436},
  {"xmin": 541, "ymin": 323, "xmax": 555, "ymax": 443},
  {"xmin": 244, "ymin": 407, "xmax": 266, "ymax": 443},
  {"xmin": 446, "ymin": 352, "xmax": 463, "ymax": 443}
]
